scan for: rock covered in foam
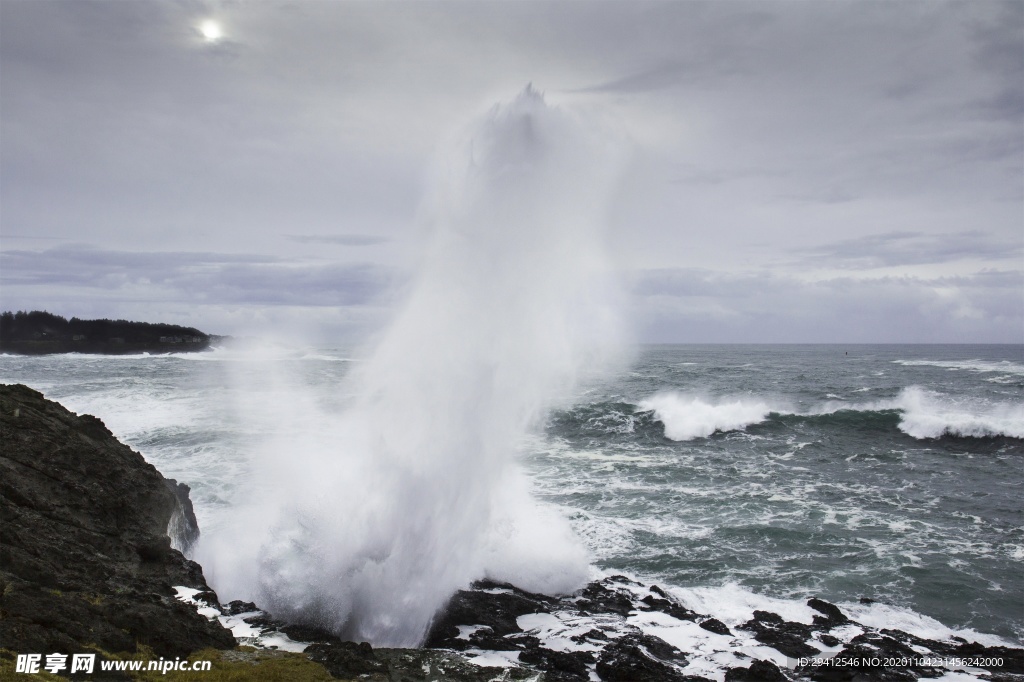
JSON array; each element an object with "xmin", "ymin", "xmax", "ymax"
[
  {"xmin": 417, "ymin": 575, "xmax": 1023, "ymax": 681},
  {"xmin": 738, "ymin": 610, "xmax": 821, "ymax": 659},
  {"xmin": 595, "ymin": 632, "xmax": 690, "ymax": 681}
]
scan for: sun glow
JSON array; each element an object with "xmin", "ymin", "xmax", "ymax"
[{"xmin": 199, "ymin": 20, "xmax": 223, "ymax": 42}]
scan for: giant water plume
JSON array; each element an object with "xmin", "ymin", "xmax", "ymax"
[{"xmin": 198, "ymin": 87, "xmax": 628, "ymax": 646}]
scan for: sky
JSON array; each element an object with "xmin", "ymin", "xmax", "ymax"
[{"xmin": 1, "ymin": 0, "xmax": 1021, "ymax": 344}]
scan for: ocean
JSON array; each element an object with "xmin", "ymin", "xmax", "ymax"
[{"xmin": 2, "ymin": 342, "xmax": 1021, "ymax": 646}]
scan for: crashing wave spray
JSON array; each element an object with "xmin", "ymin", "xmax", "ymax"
[{"xmin": 201, "ymin": 86, "xmax": 627, "ymax": 646}]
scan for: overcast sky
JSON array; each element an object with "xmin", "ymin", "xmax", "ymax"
[{"xmin": 1, "ymin": 0, "xmax": 1021, "ymax": 343}]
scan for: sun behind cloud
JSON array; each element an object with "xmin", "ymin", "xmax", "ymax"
[{"xmin": 198, "ymin": 20, "xmax": 223, "ymax": 42}]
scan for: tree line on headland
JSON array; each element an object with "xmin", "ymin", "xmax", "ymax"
[{"xmin": 0, "ymin": 310, "xmax": 214, "ymax": 355}]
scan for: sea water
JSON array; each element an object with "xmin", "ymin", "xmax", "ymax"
[{"xmin": 2, "ymin": 343, "xmax": 1021, "ymax": 643}]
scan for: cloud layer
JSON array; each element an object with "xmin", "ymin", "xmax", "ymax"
[{"xmin": 1, "ymin": 1, "xmax": 1020, "ymax": 342}]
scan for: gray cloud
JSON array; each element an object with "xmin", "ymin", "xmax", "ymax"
[
  {"xmin": 287, "ymin": 235, "xmax": 390, "ymax": 246},
  {"xmin": 0, "ymin": 246, "xmax": 393, "ymax": 307},
  {"xmin": 574, "ymin": 62, "xmax": 701, "ymax": 94},
  {"xmin": 629, "ymin": 267, "xmax": 1023, "ymax": 344},
  {"xmin": 790, "ymin": 231, "xmax": 1024, "ymax": 269},
  {"xmin": 0, "ymin": 1, "xmax": 1019, "ymax": 342}
]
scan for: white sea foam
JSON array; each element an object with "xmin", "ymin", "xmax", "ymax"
[
  {"xmin": 814, "ymin": 387, "xmax": 1024, "ymax": 440},
  {"xmin": 630, "ymin": 387, "xmax": 1005, "ymax": 443},
  {"xmin": 893, "ymin": 358, "xmax": 1024, "ymax": 376},
  {"xmin": 638, "ymin": 393, "xmax": 774, "ymax": 440},
  {"xmin": 892, "ymin": 386, "xmax": 1024, "ymax": 439},
  {"xmin": 197, "ymin": 87, "xmax": 627, "ymax": 646},
  {"xmin": 838, "ymin": 600, "xmax": 1017, "ymax": 648}
]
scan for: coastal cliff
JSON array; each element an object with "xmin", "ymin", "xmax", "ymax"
[{"xmin": 0, "ymin": 384, "xmax": 235, "ymax": 661}]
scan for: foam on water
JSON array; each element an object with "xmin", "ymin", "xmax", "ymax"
[
  {"xmin": 196, "ymin": 87, "xmax": 627, "ymax": 646},
  {"xmin": 638, "ymin": 393, "xmax": 775, "ymax": 440},
  {"xmin": 636, "ymin": 386, "xmax": 1023, "ymax": 441},
  {"xmin": 893, "ymin": 358, "xmax": 1024, "ymax": 377},
  {"xmin": 890, "ymin": 386, "xmax": 1024, "ymax": 439}
]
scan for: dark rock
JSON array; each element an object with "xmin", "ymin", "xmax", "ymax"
[
  {"xmin": 243, "ymin": 611, "xmax": 287, "ymax": 632},
  {"xmin": 279, "ymin": 622, "xmax": 341, "ymax": 645},
  {"xmin": 947, "ymin": 642, "xmax": 1024, "ymax": 674},
  {"xmin": 640, "ymin": 593, "xmax": 700, "ymax": 621},
  {"xmin": 725, "ymin": 659, "xmax": 790, "ymax": 681},
  {"xmin": 444, "ymin": 626, "xmax": 522, "ymax": 652},
  {"xmin": 518, "ymin": 646, "xmax": 594, "ymax": 681},
  {"xmin": 224, "ymin": 599, "xmax": 260, "ymax": 615},
  {"xmin": 423, "ymin": 581, "xmax": 552, "ymax": 648},
  {"xmin": 571, "ymin": 628, "xmax": 610, "ymax": 643},
  {"xmin": 165, "ymin": 478, "xmax": 200, "ymax": 556},
  {"xmin": 818, "ymin": 633, "xmax": 840, "ymax": 647},
  {"xmin": 699, "ymin": 618, "xmax": 732, "ymax": 636},
  {"xmin": 374, "ymin": 647, "xmax": 537, "ymax": 681},
  {"xmin": 803, "ymin": 632, "xmax": 941, "ymax": 681},
  {"xmin": 753, "ymin": 610, "xmax": 785, "ymax": 624},
  {"xmin": 606, "ymin": 574, "xmax": 643, "ymax": 586},
  {"xmin": 595, "ymin": 632, "xmax": 690, "ymax": 682},
  {"xmin": 738, "ymin": 610, "xmax": 820, "ymax": 659},
  {"xmin": 807, "ymin": 598, "xmax": 851, "ymax": 630},
  {"xmin": 576, "ymin": 580, "xmax": 636, "ymax": 616},
  {"xmin": 879, "ymin": 628, "xmax": 1024, "ymax": 675},
  {"xmin": 505, "ymin": 633, "xmax": 542, "ymax": 650},
  {"xmin": 0, "ymin": 383, "xmax": 234, "ymax": 658},
  {"xmin": 306, "ymin": 640, "xmax": 388, "ymax": 678},
  {"xmin": 859, "ymin": 597, "xmax": 875, "ymax": 604}
]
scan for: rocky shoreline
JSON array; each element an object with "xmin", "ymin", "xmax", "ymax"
[{"xmin": 1, "ymin": 383, "xmax": 1021, "ymax": 681}]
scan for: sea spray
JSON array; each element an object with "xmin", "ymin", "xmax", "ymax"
[{"xmin": 198, "ymin": 86, "xmax": 628, "ymax": 645}]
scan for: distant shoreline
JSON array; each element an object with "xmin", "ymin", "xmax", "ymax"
[{"xmin": 0, "ymin": 310, "xmax": 223, "ymax": 356}]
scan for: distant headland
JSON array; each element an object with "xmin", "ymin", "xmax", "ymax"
[{"xmin": 0, "ymin": 310, "xmax": 222, "ymax": 355}]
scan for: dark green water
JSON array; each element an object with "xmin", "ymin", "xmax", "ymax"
[{"xmin": 530, "ymin": 345, "xmax": 1023, "ymax": 640}]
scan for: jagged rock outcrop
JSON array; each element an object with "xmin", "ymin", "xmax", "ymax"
[
  {"xmin": 0, "ymin": 383, "xmax": 234, "ymax": 658},
  {"xmin": 165, "ymin": 478, "xmax": 201, "ymax": 556}
]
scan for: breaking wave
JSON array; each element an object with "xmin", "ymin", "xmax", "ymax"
[
  {"xmin": 893, "ymin": 358, "xmax": 1024, "ymax": 376},
  {"xmin": 603, "ymin": 387, "xmax": 1024, "ymax": 441},
  {"xmin": 637, "ymin": 393, "xmax": 775, "ymax": 441}
]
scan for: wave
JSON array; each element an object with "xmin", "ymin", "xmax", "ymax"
[
  {"xmin": 637, "ymin": 393, "xmax": 775, "ymax": 441},
  {"xmin": 884, "ymin": 386, "xmax": 1024, "ymax": 440},
  {"xmin": 615, "ymin": 387, "xmax": 1023, "ymax": 441},
  {"xmin": 297, "ymin": 353, "xmax": 357, "ymax": 362},
  {"xmin": 893, "ymin": 358, "xmax": 1024, "ymax": 376}
]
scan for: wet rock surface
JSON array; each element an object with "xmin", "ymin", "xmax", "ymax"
[
  {"xmin": 726, "ymin": 659, "xmax": 790, "ymax": 681},
  {"xmin": 595, "ymin": 632, "xmax": 693, "ymax": 681},
  {"xmin": 416, "ymin": 576, "xmax": 1024, "ymax": 682},
  {"xmin": 0, "ymin": 384, "xmax": 234, "ymax": 659},
  {"xmin": 422, "ymin": 578, "xmax": 556, "ymax": 647},
  {"xmin": 739, "ymin": 610, "xmax": 821, "ymax": 659}
]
